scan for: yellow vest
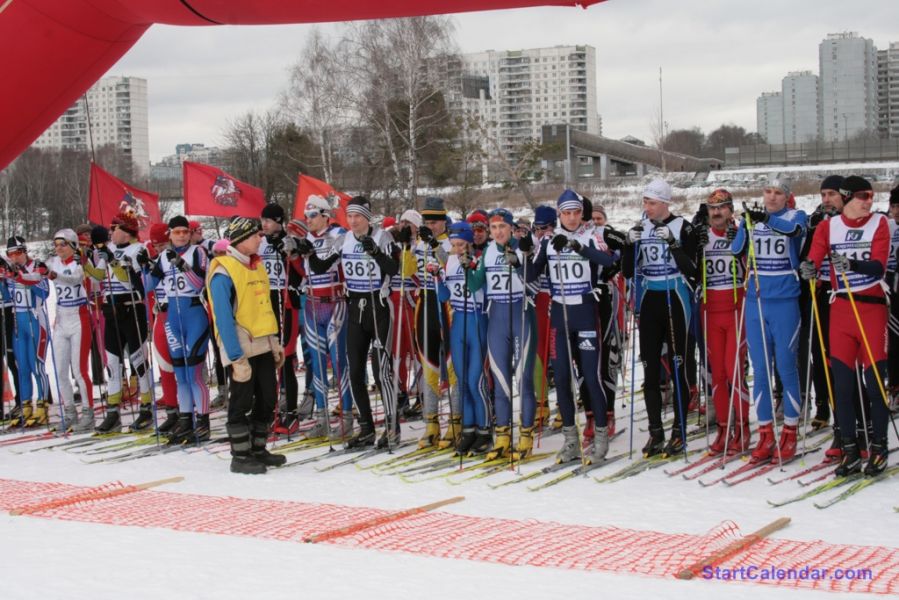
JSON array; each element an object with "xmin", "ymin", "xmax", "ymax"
[{"xmin": 207, "ymin": 255, "xmax": 278, "ymax": 339}]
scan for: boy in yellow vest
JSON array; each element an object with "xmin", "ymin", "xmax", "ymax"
[{"xmin": 207, "ymin": 217, "xmax": 286, "ymax": 474}]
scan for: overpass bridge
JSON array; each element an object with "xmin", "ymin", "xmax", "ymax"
[{"xmin": 541, "ymin": 124, "xmax": 722, "ymax": 181}]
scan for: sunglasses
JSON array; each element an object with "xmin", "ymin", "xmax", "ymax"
[
  {"xmin": 852, "ymin": 191, "xmax": 875, "ymax": 201},
  {"xmin": 170, "ymin": 228, "xmax": 190, "ymax": 235},
  {"xmin": 53, "ymin": 241, "xmax": 70, "ymax": 248},
  {"xmin": 7, "ymin": 249, "xmax": 23, "ymax": 256}
]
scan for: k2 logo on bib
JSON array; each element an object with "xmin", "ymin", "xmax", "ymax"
[
  {"xmin": 845, "ymin": 230, "xmax": 864, "ymax": 242},
  {"xmin": 713, "ymin": 240, "xmax": 729, "ymax": 249}
]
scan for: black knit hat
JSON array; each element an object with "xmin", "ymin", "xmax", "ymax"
[
  {"xmin": 820, "ymin": 175, "xmax": 844, "ymax": 192},
  {"xmin": 6, "ymin": 236, "xmax": 26, "ymax": 252},
  {"xmin": 890, "ymin": 185, "xmax": 899, "ymax": 206},
  {"xmin": 839, "ymin": 175, "xmax": 873, "ymax": 200},
  {"xmin": 168, "ymin": 215, "xmax": 190, "ymax": 230},
  {"xmin": 90, "ymin": 226, "xmax": 109, "ymax": 246},
  {"xmin": 261, "ymin": 203, "xmax": 285, "ymax": 225},
  {"xmin": 225, "ymin": 216, "xmax": 261, "ymax": 247}
]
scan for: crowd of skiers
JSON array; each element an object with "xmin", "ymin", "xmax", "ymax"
[{"xmin": 1, "ymin": 174, "xmax": 897, "ymax": 476}]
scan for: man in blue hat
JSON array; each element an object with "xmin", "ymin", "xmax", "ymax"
[{"xmin": 532, "ymin": 205, "xmax": 557, "ymax": 427}]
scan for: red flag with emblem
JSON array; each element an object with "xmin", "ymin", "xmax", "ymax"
[
  {"xmin": 293, "ymin": 174, "xmax": 350, "ymax": 229},
  {"xmin": 183, "ymin": 161, "xmax": 266, "ymax": 219},
  {"xmin": 88, "ymin": 163, "xmax": 161, "ymax": 241}
]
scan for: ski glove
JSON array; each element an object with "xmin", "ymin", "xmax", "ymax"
[
  {"xmin": 626, "ymin": 225, "xmax": 643, "ymax": 244},
  {"xmin": 166, "ymin": 250, "xmax": 187, "ymax": 272},
  {"xmin": 418, "ymin": 226, "xmax": 439, "ymax": 248},
  {"xmin": 460, "ymin": 251, "xmax": 477, "ymax": 270},
  {"xmin": 567, "ymin": 239, "xmax": 583, "ymax": 253},
  {"xmin": 726, "ymin": 224, "xmax": 738, "ymax": 243},
  {"xmin": 394, "ymin": 226, "xmax": 412, "ymax": 245},
  {"xmin": 697, "ymin": 226, "xmax": 709, "ymax": 248},
  {"xmin": 830, "ymin": 252, "xmax": 852, "ymax": 274},
  {"xmin": 603, "ymin": 228, "xmax": 626, "ymax": 252},
  {"xmin": 744, "ymin": 206, "xmax": 769, "ymax": 225},
  {"xmin": 360, "ymin": 235, "xmax": 380, "ymax": 256},
  {"xmin": 504, "ymin": 248, "xmax": 521, "ymax": 268},
  {"xmin": 517, "ymin": 233, "xmax": 534, "ymax": 253},
  {"xmin": 294, "ymin": 238, "xmax": 314, "ymax": 257},
  {"xmin": 653, "ymin": 225, "xmax": 675, "ymax": 245},
  {"xmin": 551, "ymin": 234, "xmax": 569, "ymax": 252},
  {"xmin": 808, "ymin": 206, "xmax": 829, "ymax": 229},
  {"xmin": 799, "ymin": 260, "xmax": 817, "ymax": 280},
  {"xmin": 231, "ymin": 357, "xmax": 252, "ymax": 383}
]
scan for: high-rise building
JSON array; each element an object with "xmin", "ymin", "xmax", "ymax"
[
  {"xmin": 756, "ymin": 92, "xmax": 784, "ymax": 144},
  {"xmin": 878, "ymin": 42, "xmax": 899, "ymax": 139},
  {"xmin": 782, "ymin": 71, "xmax": 818, "ymax": 143},
  {"xmin": 818, "ymin": 32, "xmax": 878, "ymax": 142},
  {"xmin": 458, "ymin": 45, "xmax": 599, "ymax": 158},
  {"xmin": 32, "ymin": 76, "xmax": 149, "ymax": 177}
]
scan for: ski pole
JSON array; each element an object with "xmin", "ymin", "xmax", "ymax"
[
  {"xmin": 658, "ymin": 231, "xmax": 688, "ymax": 463},
  {"xmin": 628, "ymin": 240, "xmax": 639, "ymax": 460}
]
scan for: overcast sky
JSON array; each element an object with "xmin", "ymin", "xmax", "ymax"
[{"xmin": 106, "ymin": 0, "xmax": 899, "ymax": 161}]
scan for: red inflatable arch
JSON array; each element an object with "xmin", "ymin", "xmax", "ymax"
[{"xmin": 0, "ymin": 0, "xmax": 603, "ymax": 172}]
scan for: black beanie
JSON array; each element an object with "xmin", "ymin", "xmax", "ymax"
[
  {"xmin": 261, "ymin": 203, "xmax": 285, "ymax": 224},
  {"xmin": 581, "ymin": 196, "xmax": 593, "ymax": 222},
  {"xmin": 889, "ymin": 185, "xmax": 899, "ymax": 206},
  {"xmin": 840, "ymin": 175, "xmax": 873, "ymax": 200},
  {"xmin": 90, "ymin": 226, "xmax": 109, "ymax": 246},
  {"xmin": 6, "ymin": 236, "xmax": 26, "ymax": 252},
  {"xmin": 168, "ymin": 215, "xmax": 190, "ymax": 230},
  {"xmin": 820, "ymin": 175, "xmax": 844, "ymax": 192},
  {"xmin": 346, "ymin": 196, "xmax": 372, "ymax": 220}
]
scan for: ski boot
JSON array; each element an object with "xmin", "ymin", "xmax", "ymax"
[
  {"xmin": 834, "ymin": 440, "xmax": 861, "ymax": 477},
  {"xmin": 825, "ymin": 426, "xmax": 842, "ymax": 461},
  {"xmin": 772, "ymin": 424, "xmax": 797, "ymax": 463},
  {"xmin": 535, "ymin": 402, "xmax": 551, "ymax": 427},
  {"xmin": 418, "ymin": 414, "xmax": 441, "ymax": 449},
  {"xmin": 810, "ymin": 399, "xmax": 830, "ymax": 430},
  {"xmin": 586, "ymin": 426, "xmax": 609, "ymax": 464},
  {"xmin": 550, "ymin": 410, "xmax": 563, "ymax": 431},
  {"xmin": 211, "ymin": 383, "xmax": 229, "ymax": 409},
  {"xmin": 24, "ymin": 401, "xmax": 47, "ymax": 428},
  {"xmin": 709, "ymin": 423, "xmax": 728, "ymax": 455},
  {"xmin": 9, "ymin": 403, "xmax": 25, "ymax": 422},
  {"xmin": 95, "ymin": 407, "xmax": 122, "ymax": 434},
  {"xmin": 642, "ymin": 426, "xmax": 665, "ymax": 458},
  {"xmin": 166, "ymin": 413, "xmax": 194, "ymax": 445},
  {"xmin": 273, "ymin": 411, "xmax": 300, "ymax": 435},
  {"xmin": 346, "ymin": 421, "xmax": 376, "ymax": 449},
  {"xmin": 864, "ymin": 438, "xmax": 888, "ymax": 476},
  {"xmin": 606, "ymin": 410, "xmax": 616, "ymax": 436},
  {"xmin": 438, "ymin": 416, "xmax": 461, "ymax": 450},
  {"xmin": 304, "ymin": 411, "xmax": 331, "ymax": 439},
  {"xmin": 376, "ymin": 424, "xmax": 401, "ymax": 449},
  {"xmin": 297, "ymin": 390, "xmax": 314, "ymax": 420},
  {"xmin": 456, "ymin": 427, "xmax": 477, "ymax": 456},
  {"xmin": 555, "ymin": 425, "xmax": 580, "ymax": 463},
  {"xmin": 687, "ymin": 385, "xmax": 699, "ymax": 413},
  {"xmin": 467, "ymin": 428, "xmax": 493, "ymax": 455},
  {"xmin": 662, "ymin": 431, "xmax": 684, "ymax": 458},
  {"xmin": 194, "ymin": 414, "xmax": 211, "ymax": 443},
  {"xmin": 129, "ymin": 405, "xmax": 154, "ymax": 432},
  {"xmin": 72, "ymin": 407, "xmax": 95, "ymax": 433},
  {"xmin": 402, "ymin": 397, "xmax": 422, "ymax": 420},
  {"xmin": 331, "ymin": 413, "xmax": 355, "ymax": 441},
  {"xmin": 750, "ymin": 423, "xmax": 775, "ymax": 463},
  {"xmin": 63, "ymin": 405, "xmax": 78, "ymax": 431},
  {"xmin": 581, "ymin": 413, "xmax": 595, "ymax": 450},
  {"xmin": 227, "ymin": 423, "xmax": 266, "ymax": 475},
  {"xmin": 484, "ymin": 426, "xmax": 511, "ymax": 460},
  {"xmin": 513, "ymin": 426, "xmax": 534, "ymax": 460},
  {"xmin": 251, "ymin": 421, "xmax": 286, "ymax": 467},
  {"xmin": 728, "ymin": 421, "xmax": 751, "ymax": 455},
  {"xmin": 157, "ymin": 408, "xmax": 179, "ymax": 434}
]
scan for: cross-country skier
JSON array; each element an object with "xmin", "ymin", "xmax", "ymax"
[
  {"xmin": 800, "ymin": 175, "xmax": 891, "ymax": 476},
  {"xmin": 731, "ymin": 179, "xmax": 807, "ymax": 463},
  {"xmin": 527, "ymin": 190, "xmax": 619, "ymax": 463},
  {"xmin": 624, "ymin": 178, "xmax": 699, "ymax": 457},
  {"xmin": 46, "ymin": 229, "xmax": 95, "ymax": 432}
]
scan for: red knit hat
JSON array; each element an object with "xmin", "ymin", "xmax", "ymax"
[
  {"xmin": 149, "ymin": 223, "xmax": 169, "ymax": 245},
  {"xmin": 111, "ymin": 211, "xmax": 139, "ymax": 236}
]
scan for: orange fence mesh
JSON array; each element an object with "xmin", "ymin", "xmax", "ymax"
[{"xmin": 0, "ymin": 478, "xmax": 896, "ymax": 594}]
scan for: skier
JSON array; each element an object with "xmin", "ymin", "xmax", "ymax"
[
  {"xmin": 435, "ymin": 221, "xmax": 491, "ymax": 454},
  {"xmin": 46, "ymin": 229, "xmax": 95, "ymax": 432},
  {"xmin": 414, "ymin": 197, "xmax": 458, "ymax": 449},
  {"xmin": 800, "ymin": 175, "xmax": 891, "ymax": 476},
  {"xmin": 303, "ymin": 196, "xmax": 400, "ymax": 448},
  {"xmin": 295, "ymin": 195, "xmax": 354, "ymax": 439},
  {"xmin": 731, "ymin": 179, "xmax": 807, "ymax": 463},
  {"xmin": 467, "ymin": 208, "xmax": 537, "ymax": 460},
  {"xmin": 696, "ymin": 189, "xmax": 749, "ymax": 454},
  {"xmin": 259, "ymin": 203, "xmax": 306, "ymax": 434},
  {"xmin": 531, "ymin": 205, "xmax": 557, "ymax": 427},
  {"xmin": 145, "ymin": 223, "xmax": 180, "ymax": 433},
  {"xmin": 146, "ymin": 216, "xmax": 211, "ymax": 443},
  {"xmin": 5, "ymin": 236, "xmax": 51, "ymax": 427},
  {"xmin": 84, "ymin": 214, "xmax": 155, "ymax": 432},
  {"xmin": 208, "ymin": 216, "xmax": 286, "ymax": 474},
  {"xmin": 885, "ymin": 184, "xmax": 899, "ymax": 411},
  {"xmin": 624, "ymin": 178, "xmax": 699, "ymax": 457},
  {"xmin": 527, "ymin": 190, "xmax": 619, "ymax": 463}
]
